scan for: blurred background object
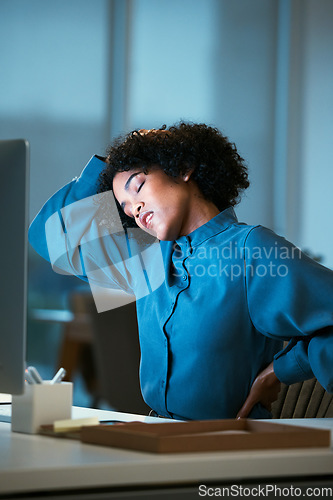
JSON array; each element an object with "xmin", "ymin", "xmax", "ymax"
[{"xmin": 1, "ymin": 0, "xmax": 332, "ymax": 409}]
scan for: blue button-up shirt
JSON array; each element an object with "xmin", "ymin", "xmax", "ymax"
[{"xmin": 29, "ymin": 155, "xmax": 333, "ymax": 419}]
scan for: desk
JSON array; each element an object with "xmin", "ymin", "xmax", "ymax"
[{"xmin": 0, "ymin": 407, "xmax": 333, "ymax": 499}]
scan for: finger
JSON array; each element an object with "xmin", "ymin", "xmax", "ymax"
[{"xmin": 236, "ymin": 394, "xmax": 257, "ymax": 419}]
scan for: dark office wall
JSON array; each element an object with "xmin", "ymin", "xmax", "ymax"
[{"xmin": 2, "ymin": 1, "xmax": 332, "ymax": 266}]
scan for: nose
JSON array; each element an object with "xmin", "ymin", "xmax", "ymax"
[{"xmin": 133, "ymin": 202, "xmax": 143, "ymax": 219}]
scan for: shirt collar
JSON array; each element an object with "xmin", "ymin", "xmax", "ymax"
[{"xmin": 175, "ymin": 207, "xmax": 238, "ymax": 250}]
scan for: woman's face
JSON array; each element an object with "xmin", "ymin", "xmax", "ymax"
[{"xmin": 112, "ymin": 167, "xmax": 194, "ymax": 241}]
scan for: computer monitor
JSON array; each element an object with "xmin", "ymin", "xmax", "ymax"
[{"xmin": 0, "ymin": 139, "xmax": 29, "ymax": 395}]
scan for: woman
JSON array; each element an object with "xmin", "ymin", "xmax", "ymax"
[{"xmin": 29, "ymin": 123, "xmax": 333, "ymax": 420}]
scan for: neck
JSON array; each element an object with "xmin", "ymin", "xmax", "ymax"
[{"xmin": 179, "ymin": 192, "xmax": 220, "ymax": 237}]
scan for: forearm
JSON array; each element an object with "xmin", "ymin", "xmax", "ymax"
[
  {"xmin": 273, "ymin": 338, "xmax": 314, "ymax": 385},
  {"xmin": 274, "ymin": 329, "xmax": 333, "ymax": 393},
  {"xmin": 29, "ymin": 155, "xmax": 106, "ymax": 264}
]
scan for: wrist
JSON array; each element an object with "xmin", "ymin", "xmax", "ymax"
[{"xmin": 258, "ymin": 362, "xmax": 279, "ymax": 387}]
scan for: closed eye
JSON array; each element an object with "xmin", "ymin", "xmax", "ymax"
[{"xmin": 137, "ymin": 181, "xmax": 145, "ymax": 193}]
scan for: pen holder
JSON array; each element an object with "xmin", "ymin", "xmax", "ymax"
[{"xmin": 11, "ymin": 381, "xmax": 73, "ymax": 434}]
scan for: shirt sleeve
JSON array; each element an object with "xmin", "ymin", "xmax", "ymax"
[
  {"xmin": 29, "ymin": 155, "xmax": 107, "ymax": 265},
  {"xmin": 244, "ymin": 225, "xmax": 333, "ymax": 392},
  {"xmin": 28, "ymin": 155, "xmax": 164, "ymax": 301}
]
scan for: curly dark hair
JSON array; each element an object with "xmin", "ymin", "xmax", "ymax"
[{"xmin": 98, "ymin": 122, "xmax": 249, "ymax": 228}]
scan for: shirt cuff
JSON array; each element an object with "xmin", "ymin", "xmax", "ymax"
[
  {"xmin": 273, "ymin": 340, "xmax": 314, "ymax": 385},
  {"xmin": 78, "ymin": 155, "xmax": 106, "ymax": 187}
]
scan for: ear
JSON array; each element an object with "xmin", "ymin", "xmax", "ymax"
[{"xmin": 183, "ymin": 168, "xmax": 194, "ymax": 182}]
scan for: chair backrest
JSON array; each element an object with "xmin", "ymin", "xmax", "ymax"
[
  {"xmin": 271, "ymin": 378, "xmax": 333, "ymax": 418},
  {"xmin": 91, "ymin": 300, "xmax": 150, "ymax": 415}
]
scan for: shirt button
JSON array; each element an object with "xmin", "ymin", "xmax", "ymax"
[{"xmin": 182, "ymin": 275, "xmax": 187, "ymax": 281}]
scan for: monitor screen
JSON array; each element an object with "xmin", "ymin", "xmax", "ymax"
[{"xmin": 0, "ymin": 139, "xmax": 29, "ymax": 395}]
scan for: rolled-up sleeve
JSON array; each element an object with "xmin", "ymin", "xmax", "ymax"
[
  {"xmin": 244, "ymin": 225, "xmax": 333, "ymax": 392},
  {"xmin": 28, "ymin": 156, "xmax": 131, "ymax": 291}
]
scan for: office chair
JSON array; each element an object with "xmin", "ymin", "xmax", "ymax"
[
  {"xmin": 58, "ymin": 289, "xmax": 149, "ymax": 414},
  {"xmin": 91, "ymin": 299, "xmax": 150, "ymax": 415},
  {"xmin": 271, "ymin": 378, "xmax": 333, "ymax": 418}
]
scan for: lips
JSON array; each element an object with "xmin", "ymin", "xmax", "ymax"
[{"xmin": 139, "ymin": 211, "xmax": 154, "ymax": 229}]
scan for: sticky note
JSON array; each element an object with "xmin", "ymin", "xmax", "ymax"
[{"xmin": 54, "ymin": 416, "xmax": 99, "ymax": 432}]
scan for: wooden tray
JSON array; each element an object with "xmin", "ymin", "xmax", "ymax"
[{"xmin": 80, "ymin": 419, "xmax": 331, "ymax": 454}]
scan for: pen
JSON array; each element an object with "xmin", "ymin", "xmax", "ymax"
[
  {"xmin": 50, "ymin": 367, "xmax": 66, "ymax": 384},
  {"xmin": 24, "ymin": 369, "xmax": 35, "ymax": 385},
  {"xmin": 27, "ymin": 366, "xmax": 43, "ymax": 384}
]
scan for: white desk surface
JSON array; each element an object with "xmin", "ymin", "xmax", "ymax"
[{"xmin": 0, "ymin": 405, "xmax": 333, "ymax": 496}]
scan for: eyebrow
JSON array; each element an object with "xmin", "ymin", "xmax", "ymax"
[{"xmin": 120, "ymin": 171, "xmax": 141, "ymax": 212}]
